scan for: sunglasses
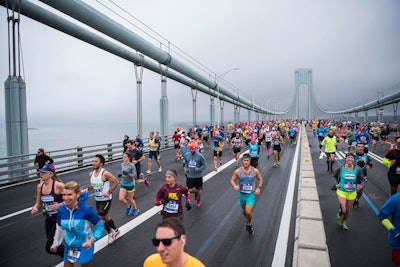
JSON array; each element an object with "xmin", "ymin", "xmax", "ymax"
[{"xmin": 152, "ymin": 234, "xmax": 181, "ymax": 247}]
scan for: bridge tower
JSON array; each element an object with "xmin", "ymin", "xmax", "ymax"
[{"xmin": 294, "ymin": 69, "xmax": 314, "ymax": 119}]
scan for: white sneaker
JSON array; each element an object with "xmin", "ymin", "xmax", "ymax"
[
  {"xmin": 108, "ymin": 229, "xmax": 115, "ymax": 245},
  {"xmin": 146, "ymin": 170, "xmax": 151, "ymax": 174},
  {"xmin": 158, "ymin": 167, "xmax": 162, "ymax": 172},
  {"xmin": 108, "ymin": 229, "xmax": 120, "ymax": 245}
]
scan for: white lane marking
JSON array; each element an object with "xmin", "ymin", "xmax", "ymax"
[{"xmin": 271, "ymin": 128, "xmax": 301, "ymax": 267}]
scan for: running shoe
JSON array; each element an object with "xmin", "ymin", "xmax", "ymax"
[
  {"xmin": 273, "ymin": 163, "xmax": 277, "ymax": 168},
  {"xmin": 214, "ymin": 167, "xmax": 218, "ymax": 171},
  {"xmin": 158, "ymin": 167, "xmax": 162, "ymax": 172},
  {"xmin": 146, "ymin": 170, "xmax": 151, "ymax": 174},
  {"xmin": 220, "ymin": 161, "xmax": 222, "ymax": 166},
  {"xmin": 139, "ymin": 173, "xmax": 144, "ymax": 179},
  {"xmin": 277, "ymin": 162, "xmax": 280, "ymax": 166},
  {"xmin": 132, "ymin": 208, "xmax": 140, "ymax": 216},
  {"xmin": 336, "ymin": 213, "xmax": 342, "ymax": 226},
  {"xmin": 247, "ymin": 225, "xmax": 254, "ymax": 236},
  {"xmin": 341, "ymin": 221, "xmax": 348, "ymax": 230},
  {"xmin": 196, "ymin": 200, "xmax": 201, "ymax": 207},
  {"xmin": 144, "ymin": 178, "xmax": 150, "ymax": 187},
  {"xmin": 108, "ymin": 229, "xmax": 119, "ymax": 245},
  {"xmin": 125, "ymin": 205, "xmax": 132, "ymax": 216},
  {"xmin": 114, "ymin": 228, "xmax": 120, "ymax": 238},
  {"xmin": 353, "ymin": 199, "xmax": 360, "ymax": 208}
]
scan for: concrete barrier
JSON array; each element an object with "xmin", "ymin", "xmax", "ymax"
[{"xmin": 293, "ymin": 125, "xmax": 331, "ymax": 267}]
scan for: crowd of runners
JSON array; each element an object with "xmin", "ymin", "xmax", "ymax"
[{"xmin": 30, "ymin": 118, "xmax": 400, "ymax": 266}]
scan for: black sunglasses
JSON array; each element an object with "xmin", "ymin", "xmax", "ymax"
[{"xmin": 152, "ymin": 235, "xmax": 181, "ymax": 246}]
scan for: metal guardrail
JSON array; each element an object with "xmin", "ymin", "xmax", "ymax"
[{"xmin": 0, "ymin": 135, "xmax": 174, "ymax": 186}]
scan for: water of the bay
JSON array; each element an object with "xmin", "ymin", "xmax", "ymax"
[{"xmin": 0, "ymin": 121, "xmax": 197, "ymax": 158}]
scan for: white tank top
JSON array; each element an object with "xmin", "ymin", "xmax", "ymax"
[{"xmin": 90, "ymin": 168, "xmax": 111, "ymax": 201}]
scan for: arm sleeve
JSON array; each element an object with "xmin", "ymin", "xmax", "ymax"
[
  {"xmin": 356, "ymin": 168, "xmax": 365, "ymax": 184},
  {"xmin": 51, "ymin": 223, "xmax": 66, "ymax": 248},
  {"xmin": 47, "ymin": 156, "xmax": 54, "ymax": 164},
  {"xmin": 332, "ymin": 167, "xmax": 340, "ymax": 183}
]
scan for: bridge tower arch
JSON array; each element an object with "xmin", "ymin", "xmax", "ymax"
[{"xmin": 294, "ymin": 69, "xmax": 314, "ymax": 119}]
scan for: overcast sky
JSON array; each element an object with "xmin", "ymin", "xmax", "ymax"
[{"xmin": 0, "ymin": 0, "xmax": 399, "ymax": 126}]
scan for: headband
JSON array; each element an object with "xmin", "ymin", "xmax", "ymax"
[{"xmin": 166, "ymin": 170, "xmax": 177, "ymax": 179}]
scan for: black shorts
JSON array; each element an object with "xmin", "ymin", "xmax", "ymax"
[
  {"xmin": 214, "ymin": 150, "xmax": 223, "ymax": 157},
  {"xmin": 250, "ymin": 157, "xmax": 258, "ymax": 168},
  {"xmin": 233, "ymin": 147, "xmax": 241, "ymax": 154},
  {"xmin": 186, "ymin": 177, "xmax": 203, "ymax": 190},
  {"xmin": 273, "ymin": 145, "xmax": 281, "ymax": 152},
  {"xmin": 174, "ymin": 144, "xmax": 181, "ymax": 149},
  {"xmin": 96, "ymin": 200, "xmax": 112, "ymax": 216},
  {"xmin": 388, "ymin": 172, "xmax": 400, "ymax": 187}
]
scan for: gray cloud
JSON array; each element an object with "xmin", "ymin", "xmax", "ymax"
[{"xmin": 0, "ymin": 0, "xmax": 399, "ymax": 125}]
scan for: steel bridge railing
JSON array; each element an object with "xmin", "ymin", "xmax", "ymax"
[{"xmin": 0, "ymin": 134, "xmax": 174, "ymax": 186}]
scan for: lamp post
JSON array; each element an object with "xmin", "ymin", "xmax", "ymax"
[{"xmin": 215, "ymin": 67, "xmax": 240, "ymax": 128}]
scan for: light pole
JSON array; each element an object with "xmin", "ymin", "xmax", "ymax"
[{"xmin": 215, "ymin": 67, "xmax": 240, "ymax": 128}]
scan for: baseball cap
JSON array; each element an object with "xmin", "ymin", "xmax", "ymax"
[
  {"xmin": 39, "ymin": 164, "xmax": 56, "ymax": 173},
  {"xmin": 189, "ymin": 143, "xmax": 197, "ymax": 150}
]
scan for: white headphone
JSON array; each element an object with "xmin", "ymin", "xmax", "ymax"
[{"xmin": 181, "ymin": 237, "xmax": 185, "ymax": 244}]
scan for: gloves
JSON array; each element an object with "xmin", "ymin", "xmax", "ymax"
[
  {"xmin": 390, "ymin": 227, "xmax": 400, "ymax": 241},
  {"xmin": 162, "ymin": 198, "xmax": 170, "ymax": 205},
  {"xmin": 186, "ymin": 203, "xmax": 192, "ymax": 211},
  {"xmin": 118, "ymin": 174, "xmax": 122, "ymax": 178}
]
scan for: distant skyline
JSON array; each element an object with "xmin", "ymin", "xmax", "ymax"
[{"xmin": 0, "ymin": 0, "xmax": 399, "ymax": 126}]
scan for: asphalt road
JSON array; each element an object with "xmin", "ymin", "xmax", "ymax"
[{"xmin": 0, "ymin": 126, "xmax": 395, "ymax": 267}]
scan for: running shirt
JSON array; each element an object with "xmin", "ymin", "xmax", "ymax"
[
  {"xmin": 337, "ymin": 165, "xmax": 358, "ymax": 192},
  {"xmin": 321, "ymin": 136, "xmax": 337, "ymax": 153},
  {"xmin": 273, "ymin": 136, "xmax": 281, "ymax": 147},
  {"xmin": 232, "ymin": 137, "xmax": 242, "ymax": 148},
  {"xmin": 156, "ymin": 184, "xmax": 189, "ymax": 217},
  {"xmin": 144, "ymin": 253, "xmax": 205, "ymax": 267},
  {"xmin": 248, "ymin": 142, "xmax": 259, "ymax": 158},
  {"xmin": 41, "ymin": 180, "xmax": 63, "ymax": 215},
  {"xmin": 239, "ymin": 167, "xmax": 256, "ymax": 194},
  {"xmin": 265, "ymin": 132, "xmax": 272, "ymax": 143},
  {"xmin": 149, "ymin": 138, "xmax": 159, "ymax": 152},
  {"xmin": 90, "ymin": 168, "xmax": 111, "ymax": 201}
]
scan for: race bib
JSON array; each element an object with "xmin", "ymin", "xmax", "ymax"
[
  {"xmin": 164, "ymin": 200, "xmax": 179, "ymax": 213},
  {"xmin": 94, "ymin": 188, "xmax": 103, "ymax": 197},
  {"xmin": 241, "ymin": 184, "xmax": 253, "ymax": 194},
  {"xmin": 188, "ymin": 159, "xmax": 197, "ymax": 169},
  {"xmin": 41, "ymin": 195, "xmax": 57, "ymax": 215},
  {"xmin": 343, "ymin": 182, "xmax": 356, "ymax": 192},
  {"xmin": 66, "ymin": 248, "xmax": 81, "ymax": 263}
]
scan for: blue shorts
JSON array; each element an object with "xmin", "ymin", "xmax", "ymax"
[
  {"xmin": 239, "ymin": 192, "xmax": 256, "ymax": 207},
  {"xmin": 148, "ymin": 151, "xmax": 158, "ymax": 159},
  {"xmin": 64, "ymin": 244, "xmax": 94, "ymax": 264}
]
